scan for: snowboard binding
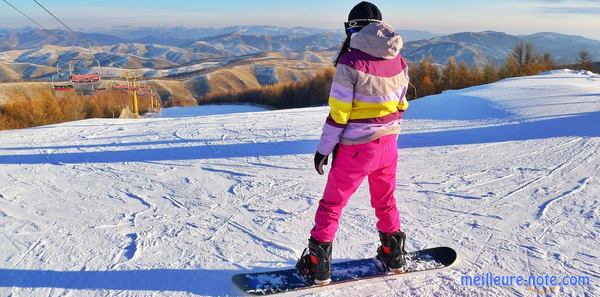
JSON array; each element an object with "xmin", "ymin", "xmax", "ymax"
[
  {"xmin": 296, "ymin": 237, "xmax": 332, "ymax": 285},
  {"xmin": 377, "ymin": 231, "xmax": 407, "ymax": 273}
]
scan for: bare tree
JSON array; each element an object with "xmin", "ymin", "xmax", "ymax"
[
  {"xmin": 502, "ymin": 42, "xmax": 546, "ymax": 77},
  {"xmin": 577, "ymin": 50, "xmax": 594, "ymax": 71},
  {"xmin": 541, "ymin": 52, "xmax": 555, "ymax": 72}
]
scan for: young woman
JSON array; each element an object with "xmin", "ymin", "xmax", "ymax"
[{"xmin": 296, "ymin": 1, "xmax": 410, "ymax": 284}]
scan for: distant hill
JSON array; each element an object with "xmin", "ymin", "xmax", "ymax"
[
  {"xmin": 520, "ymin": 32, "xmax": 600, "ymax": 63},
  {"xmin": 403, "ymin": 31, "xmax": 518, "ymax": 66},
  {"xmin": 0, "ymin": 50, "xmax": 335, "ymax": 106},
  {"xmin": 0, "ymin": 42, "xmax": 334, "ymax": 80},
  {"xmin": 398, "ymin": 30, "xmax": 441, "ymax": 42},
  {"xmin": 93, "ymin": 26, "xmax": 439, "ymax": 44},
  {"xmin": 402, "ymin": 31, "xmax": 600, "ymax": 66},
  {"xmin": 90, "ymin": 25, "xmax": 336, "ymax": 46},
  {"xmin": 188, "ymin": 32, "xmax": 342, "ymax": 56},
  {"xmin": 1, "ymin": 26, "xmax": 438, "ymax": 51},
  {"xmin": 0, "ymin": 29, "xmax": 127, "ymax": 51}
]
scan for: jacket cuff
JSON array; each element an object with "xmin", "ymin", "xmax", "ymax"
[{"xmin": 317, "ymin": 122, "xmax": 344, "ymax": 155}]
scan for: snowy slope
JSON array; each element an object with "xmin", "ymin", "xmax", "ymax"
[{"xmin": 0, "ymin": 70, "xmax": 599, "ymax": 296}]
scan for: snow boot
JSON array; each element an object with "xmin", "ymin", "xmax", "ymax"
[
  {"xmin": 377, "ymin": 231, "xmax": 407, "ymax": 273},
  {"xmin": 296, "ymin": 237, "xmax": 332, "ymax": 285}
]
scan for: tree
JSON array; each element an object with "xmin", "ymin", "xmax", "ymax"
[
  {"xmin": 456, "ymin": 61, "xmax": 473, "ymax": 89},
  {"xmin": 420, "ymin": 55, "xmax": 441, "ymax": 88},
  {"xmin": 442, "ymin": 57, "xmax": 459, "ymax": 90},
  {"xmin": 470, "ymin": 65, "xmax": 483, "ymax": 85},
  {"xmin": 502, "ymin": 55, "xmax": 519, "ymax": 78},
  {"xmin": 419, "ymin": 75, "xmax": 436, "ymax": 97},
  {"xmin": 409, "ymin": 55, "xmax": 441, "ymax": 97},
  {"xmin": 504, "ymin": 42, "xmax": 540, "ymax": 77},
  {"xmin": 482, "ymin": 61, "xmax": 499, "ymax": 84},
  {"xmin": 577, "ymin": 50, "xmax": 594, "ymax": 71},
  {"xmin": 540, "ymin": 52, "xmax": 555, "ymax": 72}
]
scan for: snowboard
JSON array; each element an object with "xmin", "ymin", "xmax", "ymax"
[{"xmin": 232, "ymin": 246, "xmax": 457, "ymax": 295}]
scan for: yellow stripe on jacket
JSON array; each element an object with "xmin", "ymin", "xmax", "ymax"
[
  {"xmin": 398, "ymin": 99, "xmax": 409, "ymax": 111},
  {"xmin": 329, "ymin": 96, "xmax": 409, "ymax": 123},
  {"xmin": 328, "ymin": 96, "xmax": 353, "ymax": 125}
]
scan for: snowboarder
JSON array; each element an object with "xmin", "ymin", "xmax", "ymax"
[{"xmin": 296, "ymin": 1, "xmax": 411, "ymax": 285}]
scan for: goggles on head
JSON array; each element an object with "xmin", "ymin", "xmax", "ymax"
[{"xmin": 344, "ymin": 19, "xmax": 382, "ymax": 34}]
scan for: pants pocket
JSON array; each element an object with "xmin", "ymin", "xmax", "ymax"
[{"xmin": 336, "ymin": 143, "xmax": 377, "ymax": 172}]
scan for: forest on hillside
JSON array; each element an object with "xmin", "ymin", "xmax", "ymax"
[{"xmin": 202, "ymin": 43, "xmax": 597, "ymax": 107}]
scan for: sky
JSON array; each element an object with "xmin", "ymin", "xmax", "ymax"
[{"xmin": 1, "ymin": 0, "xmax": 600, "ymax": 40}]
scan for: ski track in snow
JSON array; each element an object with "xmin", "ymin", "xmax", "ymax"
[
  {"xmin": 537, "ymin": 177, "xmax": 590, "ymax": 220},
  {"xmin": 0, "ymin": 70, "xmax": 599, "ymax": 296}
]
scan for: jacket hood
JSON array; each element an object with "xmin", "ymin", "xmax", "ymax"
[{"xmin": 349, "ymin": 21, "xmax": 403, "ymax": 59}]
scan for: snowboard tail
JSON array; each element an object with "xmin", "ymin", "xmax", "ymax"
[{"xmin": 232, "ymin": 246, "xmax": 457, "ymax": 295}]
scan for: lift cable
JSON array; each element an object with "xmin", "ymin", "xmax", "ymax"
[
  {"xmin": 31, "ymin": 0, "xmax": 128, "ymax": 74},
  {"xmin": 32, "ymin": 0, "xmax": 77, "ymax": 36},
  {"xmin": 1, "ymin": 0, "xmax": 58, "ymax": 38}
]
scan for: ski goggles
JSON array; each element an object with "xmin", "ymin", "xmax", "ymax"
[{"xmin": 344, "ymin": 19, "xmax": 382, "ymax": 34}]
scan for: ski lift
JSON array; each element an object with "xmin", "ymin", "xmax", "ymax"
[
  {"xmin": 51, "ymin": 57, "xmax": 74, "ymax": 92},
  {"xmin": 134, "ymin": 77, "xmax": 162, "ymax": 112},
  {"xmin": 110, "ymin": 72, "xmax": 139, "ymax": 91},
  {"xmin": 111, "ymin": 80, "xmax": 134, "ymax": 91},
  {"xmin": 147, "ymin": 89, "xmax": 162, "ymax": 113},
  {"xmin": 70, "ymin": 63, "xmax": 102, "ymax": 96},
  {"xmin": 136, "ymin": 79, "xmax": 152, "ymax": 96},
  {"xmin": 69, "ymin": 41, "xmax": 104, "ymax": 96},
  {"xmin": 50, "ymin": 41, "xmax": 104, "ymax": 95},
  {"xmin": 51, "ymin": 72, "xmax": 73, "ymax": 92},
  {"xmin": 111, "ymin": 71, "xmax": 162, "ymax": 114}
]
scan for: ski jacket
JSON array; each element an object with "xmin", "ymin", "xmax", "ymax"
[{"xmin": 317, "ymin": 21, "xmax": 410, "ymax": 155}]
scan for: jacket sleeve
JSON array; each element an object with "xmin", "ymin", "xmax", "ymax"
[
  {"xmin": 397, "ymin": 65, "xmax": 410, "ymax": 112},
  {"xmin": 316, "ymin": 64, "xmax": 358, "ymax": 155}
]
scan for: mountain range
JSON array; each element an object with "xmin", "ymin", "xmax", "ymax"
[
  {"xmin": 403, "ymin": 31, "xmax": 600, "ymax": 66},
  {"xmin": 1, "ymin": 26, "xmax": 599, "ymax": 102},
  {"xmin": 2, "ymin": 26, "xmax": 598, "ymax": 66},
  {"xmin": 0, "ymin": 26, "xmax": 444, "ymax": 51}
]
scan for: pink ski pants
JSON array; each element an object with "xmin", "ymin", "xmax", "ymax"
[{"xmin": 310, "ymin": 134, "xmax": 401, "ymax": 242}]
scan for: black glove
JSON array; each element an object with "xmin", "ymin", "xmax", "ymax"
[
  {"xmin": 314, "ymin": 144, "xmax": 340, "ymax": 175},
  {"xmin": 314, "ymin": 151, "xmax": 329, "ymax": 175}
]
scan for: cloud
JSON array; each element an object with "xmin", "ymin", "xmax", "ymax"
[
  {"xmin": 529, "ymin": 0, "xmax": 600, "ymax": 14},
  {"xmin": 539, "ymin": 6, "xmax": 600, "ymax": 14}
]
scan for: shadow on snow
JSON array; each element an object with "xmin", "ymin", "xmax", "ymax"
[
  {"xmin": 0, "ymin": 268, "xmax": 244, "ymax": 295},
  {"xmin": 400, "ymin": 111, "xmax": 600, "ymax": 148},
  {"xmin": 0, "ymin": 112, "xmax": 598, "ymax": 165}
]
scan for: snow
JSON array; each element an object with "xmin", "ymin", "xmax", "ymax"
[
  {"xmin": 98, "ymin": 61, "xmax": 224, "ymax": 79},
  {"xmin": 0, "ymin": 70, "xmax": 599, "ymax": 296}
]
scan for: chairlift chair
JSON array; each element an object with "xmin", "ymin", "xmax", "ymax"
[
  {"xmin": 69, "ymin": 41, "xmax": 104, "ymax": 96},
  {"xmin": 51, "ymin": 60, "xmax": 73, "ymax": 92},
  {"xmin": 110, "ymin": 79, "xmax": 135, "ymax": 91},
  {"xmin": 70, "ymin": 62, "xmax": 102, "ymax": 96},
  {"xmin": 138, "ymin": 77, "xmax": 158, "ymax": 97},
  {"xmin": 51, "ymin": 73, "xmax": 74, "ymax": 92}
]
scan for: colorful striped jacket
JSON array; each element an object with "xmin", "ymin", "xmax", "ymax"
[{"xmin": 317, "ymin": 21, "xmax": 410, "ymax": 155}]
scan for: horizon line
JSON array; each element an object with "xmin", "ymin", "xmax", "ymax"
[{"xmin": 2, "ymin": 25, "xmax": 600, "ymax": 42}]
